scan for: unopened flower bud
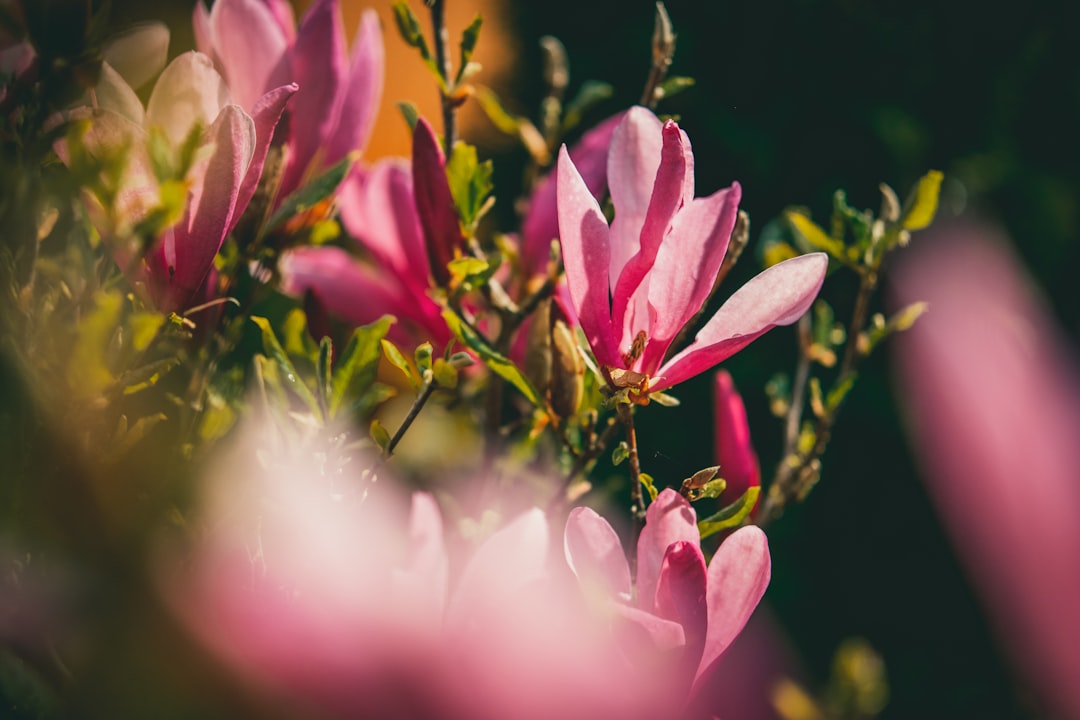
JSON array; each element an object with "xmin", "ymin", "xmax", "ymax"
[{"xmin": 714, "ymin": 370, "xmax": 761, "ymax": 509}]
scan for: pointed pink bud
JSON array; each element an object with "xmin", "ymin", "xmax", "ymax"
[
  {"xmin": 411, "ymin": 118, "xmax": 463, "ymax": 286},
  {"xmin": 713, "ymin": 370, "xmax": 761, "ymax": 509}
]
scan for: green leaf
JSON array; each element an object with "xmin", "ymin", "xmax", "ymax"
[
  {"xmin": 639, "ymin": 472, "xmax": 659, "ymax": 503},
  {"xmin": 414, "ymin": 341, "xmax": 433, "ymax": 375},
  {"xmin": 445, "ymin": 141, "xmax": 494, "ymax": 230},
  {"xmin": 474, "ymin": 85, "xmax": 520, "ymax": 135},
  {"xmin": 381, "ymin": 338, "xmax": 422, "ymax": 390},
  {"xmin": 561, "ymin": 80, "xmax": 615, "ymax": 134},
  {"xmin": 786, "ymin": 210, "xmax": 846, "ymax": 260},
  {"xmin": 317, "ymin": 336, "xmax": 333, "ymax": 418},
  {"xmin": 398, "ymin": 101, "xmax": 420, "ymax": 132},
  {"xmin": 68, "ymin": 291, "xmax": 122, "ymax": 400},
  {"xmin": 282, "ymin": 308, "xmax": 320, "ymax": 365},
  {"xmin": 330, "ymin": 315, "xmax": 393, "ymax": 417},
  {"xmin": 129, "ymin": 311, "xmax": 165, "ymax": 352},
  {"xmin": 116, "ymin": 357, "xmax": 180, "ymax": 395},
  {"xmin": 612, "ymin": 441, "xmax": 629, "ymax": 466},
  {"xmin": 390, "ymin": 1, "xmax": 446, "ymax": 91},
  {"xmin": 264, "ymin": 154, "xmax": 354, "ymax": 233},
  {"xmin": 826, "ymin": 373, "xmax": 857, "ymax": 413},
  {"xmin": 370, "ymin": 418, "xmax": 392, "ymax": 452},
  {"xmin": 656, "ymin": 75, "xmax": 696, "ymax": 101},
  {"xmin": 432, "ymin": 358, "xmax": 459, "ymax": 389},
  {"xmin": 251, "ymin": 316, "xmax": 322, "ymax": 419},
  {"xmin": 442, "ymin": 310, "xmax": 541, "ymax": 405},
  {"xmin": 762, "ymin": 239, "xmax": 799, "ymax": 268},
  {"xmin": 112, "ymin": 413, "xmax": 168, "ymax": 456},
  {"xmin": 698, "ymin": 486, "xmax": 761, "ymax": 539},
  {"xmin": 457, "ymin": 14, "xmax": 483, "ymax": 83},
  {"xmin": 902, "ymin": 170, "xmax": 944, "ymax": 230}
]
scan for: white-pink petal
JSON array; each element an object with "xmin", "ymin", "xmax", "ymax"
[
  {"xmin": 145, "ymin": 52, "xmax": 230, "ymax": 146},
  {"xmin": 564, "ymin": 506, "xmax": 632, "ymax": 600}
]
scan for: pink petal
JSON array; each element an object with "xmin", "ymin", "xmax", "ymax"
[
  {"xmin": 264, "ymin": 0, "xmax": 298, "ymax": 41},
  {"xmin": 521, "ymin": 112, "xmax": 623, "ymax": 277},
  {"xmin": 692, "ymin": 525, "xmax": 771, "ymax": 691},
  {"xmin": 324, "ymin": 8, "xmax": 383, "ymax": 166},
  {"xmin": 638, "ymin": 184, "xmax": 742, "ymax": 375},
  {"xmin": 192, "ymin": 2, "xmax": 213, "ymax": 57},
  {"xmin": 894, "ymin": 224, "xmax": 1080, "ymax": 719},
  {"xmin": 156, "ymin": 105, "xmax": 253, "ymax": 310},
  {"xmin": 208, "ymin": 0, "xmax": 291, "ymax": 112},
  {"xmin": 338, "ymin": 160, "xmax": 427, "ymax": 289},
  {"xmin": 607, "ymin": 107, "xmax": 663, "ymax": 283},
  {"xmin": 446, "ymin": 509, "xmax": 549, "ymax": 632},
  {"xmin": 636, "ymin": 488, "xmax": 700, "ymax": 615},
  {"xmin": 555, "ymin": 144, "xmax": 620, "ymax": 369},
  {"xmin": 612, "ymin": 602, "xmax": 687, "ymax": 658},
  {"xmin": 232, "ymin": 82, "xmax": 298, "ymax": 232},
  {"xmin": 612, "ymin": 120, "xmax": 692, "ymax": 345},
  {"xmin": 713, "ymin": 370, "xmax": 761, "ymax": 507},
  {"xmin": 564, "ymin": 507, "xmax": 632, "ymax": 600},
  {"xmin": 92, "ymin": 62, "xmax": 145, "ymax": 126},
  {"xmin": 277, "ymin": 0, "xmax": 347, "ymax": 199},
  {"xmin": 145, "ymin": 52, "xmax": 230, "ymax": 146},
  {"xmin": 653, "ymin": 252, "xmax": 827, "ymax": 392},
  {"xmin": 103, "ymin": 22, "xmax": 169, "ymax": 90},
  {"xmin": 412, "ymin": 117, "xmax": 463, "ymax": 286},
  {"xmin": 392, "ymin": 493, "xmax": 449, "ymax": 625},
  {"xmin": 654, "ymin": 540, "xmax": 708, "ymax": 670},
  {"xmin": 278, "ymin": 245, "xmax": 448, "ymax": 346}
]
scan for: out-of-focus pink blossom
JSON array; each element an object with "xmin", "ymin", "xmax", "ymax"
[
  {"xmin": 193, "ymin": 0, "xmax": 383, "ymax": 201},
  {"xmin": 893, "ymin": 222, "xmax": 1080, "ymax": 719},
  {"xmin": 165, "ymin": 420, "xmax": 667, "ymax": 719},
  {"xmin": 60, "ymin": 52, "xmax": 295, "ymax": 310},
  {"xmin": 556, "ymin": 106, "xmax": 827, "ymax": 397},
  {"xmin": 714, "ymin": 370, "xmax": 761, "ymax": 509},
  {"xmin": 564, "ymin": 488, "xmax": 771, "ymax": 716},
  {"xmin": 279, "ymin": 158, "xmax": 450, "ymax": 347}
]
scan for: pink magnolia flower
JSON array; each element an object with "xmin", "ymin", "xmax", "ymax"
[
  {"xmin": 166, "ymin": 420, "xmax": 662, "ymax": 719},
  {"xmin": 564, "ymin": 488, "xmax": 771, "ymax": 715},
  {"xmin": 893, "ymin": 223, "xmax": 1080, "ymax": 719},
  {"xmin": 279, "ymin": 157, "xmax": 450, "ymax": 347},
  {"xmin": 62, "ymin": 51, "xmax": 295, "ymax": 310},
  {"xmin": 193, "ymin": 0, "xmax": 383, "ymax": 201},
  {"xmin": 714, "ymin": 370, "xmax": 761, "ymax": 509},
  {"xmin": 557, "ymin": 106, "xmax": 827, "ymax": 397}
]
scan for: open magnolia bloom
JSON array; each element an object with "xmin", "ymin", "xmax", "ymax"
[
  {"xmin": 557, "ymin": 106, "xmax": 827, "ymax": 398},
  {"xmin": 61, "ymin": 51, "xmax": 295, "ymax": 310},
  {"xmin": 194, "ymin": 0, "xmax": 383, "ymax": 201},
  {"xmin": 564, "ymin": 489, "xmax": 771, "ymax": 715}
]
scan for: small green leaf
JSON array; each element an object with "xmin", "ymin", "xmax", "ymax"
[
  {"xmin": 826, "ymin": 373, "xmax": 857, "ymax": 413},
  {"xmin": 612, "ymin": 441, "xmax": 629, "ymax": 466},
  {"xmin": 370, "ymin": 418, "xmax": 392, "ymax": 452},
  {"xmin": 474, "ymin": 85, "xmax": 520, "ymax": 135},
  {"xmin": 648, "ymin": 390, "xmax": 680, "ymax": 407},
  {"xmin": 457, "ymin": 14, "xmax": 483, "ymax": 83},
  {"xmin": 264, "ymin": 154, "xmax": 354, "ymax": 233},
  {"xmin": 129, "ymin": 311, "xmax": 165, "ymax": 352},
  {"xmin": 902, "ymin": 170, "xmax": 944, "ymax": 230},
  {"xmin": 639, "ymin": 472, "xmax": 659, "ymax": 502},
  {"xmin": 445, "ymin": 141, "xmax": 494, "ymax": 230},
  {"xmin": 786, "ymin": 210, "xmax": 846, "ymax": 259},
  {"xmin": 398, "ymin": 101, "xmax": 420, "ymax": 132},
  {"xmin": 414, "ymin": 342, "xmax": 434, "ymax": 375},
  {"xmin": 561, "ymin": 80, "xmax": 615, "ymax": 134},
  {"xmin": 699, "ymin": 486, "xmax": 760, "ymax": 539},
  {"xmin": 116, "ymin": 357, "xmax": 180, "ymax": 395},
  {"xmin": 442, "ymin": 310, "xmax": 540, "ymax": 405},
  {"xmin": 656, "ymin": 75, "xmax": 696, "ymax": 101},
  {"xmin": 331, "ymin": 315, "xmax": 393, "ymax": 417},
  {"xmin": 317, "ymin": 336, "xmax": 333, "ymax": 418},
  {"xmin": 432, "ymin": 358, "xmax": 459, "ymax": 389},
  {"xmin": 251, "ymin": 316, "xmax": 322, "ymax": 419},
  {"xmin": 381, "ymin": 338, "xmax": 422, "ymax": 390},
  {"xmin": 391, "ymin": 1, "xmax": 429, "ymax": 55},
  {"xmin": 68, "ymin": 291, "xmax": 122, "ymax": 400},
  {"xmin": 762, "ymin": 239, "xmax": 799, "ymax": 268},
  {"xmin": 112, "ymin": 413, "xmax": 168, "ymax": 456}
]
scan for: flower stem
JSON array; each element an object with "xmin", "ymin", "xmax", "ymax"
[
  {"xmin": 617, "ymin": 402, "xmax": 646, "ymax": 544},
  {"xmin": 639, "ymin": 2, "xmax": 675, "ymax": 109},
  {"xmin": 382, "ymin": 378, "xmax": 439, "ymax": 462},
  {"xmin": 428, "ymin": 0, "xmax": 456, "ymax": 155}
]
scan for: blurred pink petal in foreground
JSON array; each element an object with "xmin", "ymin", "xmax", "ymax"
[
  {"xmin": 893, "ymin": 222, "xmax": 1080, "ymax": 719},
  {"xmin": 164, "ymin": 420, "xmax": 663, "ymax": 719}
]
